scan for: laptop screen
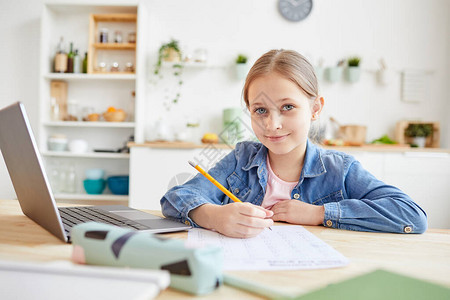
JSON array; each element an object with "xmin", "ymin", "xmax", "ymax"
[{"xmin": 0, "ymin": 102, "xmax": 67, "ymax": 241}]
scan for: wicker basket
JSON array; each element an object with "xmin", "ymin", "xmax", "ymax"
[{"xmin": 103, "ymin": 110, "xmax": 126, "ymax": 122}]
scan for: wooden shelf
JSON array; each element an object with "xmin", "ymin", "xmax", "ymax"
[
  {"xmin": 92, "ymin": 13, "xmax": 137, "ymax": 23},
  {"xmin": 93, "ymin": 43, "xmax": 136, "ymax": 50},
  {"xmin": 88, "ymin": 13, "xmax": 137, "ymax": 74}
]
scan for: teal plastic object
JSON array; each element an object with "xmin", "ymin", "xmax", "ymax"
[{"xmin": 71, "ymin": 222, "xmax": 223, "ymax": 295}]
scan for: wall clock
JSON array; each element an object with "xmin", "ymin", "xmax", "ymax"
[{"xmin": 278, "ymin": 0, "xmax": 313, "ymax": 22}]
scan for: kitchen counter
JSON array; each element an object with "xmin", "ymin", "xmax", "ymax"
[{"xmin": 128, "ymin": 141, "xmax": 450, "ymax": 153}]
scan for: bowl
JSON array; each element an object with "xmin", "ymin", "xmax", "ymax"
[
  {"xmin": 48, "ymin": 137, "xmax": 68, "ymax": 151},
  {"xmin": 103, "ymin": 110, "xmax": 126, "ymax": 122},
  {"xmin": 83, "ymin": 179, "xmax": 106, "ymax": 194},
  {"xmin": 107, "ymin": 175, "xmax": 129, "ymax": 195},
  {"xmin": 85, "ymin": 168, "xmax": 105, "ymax": 180},
  {"xmin": 68, "ymin": 139, "xmax": 89, "ymax": 153}
]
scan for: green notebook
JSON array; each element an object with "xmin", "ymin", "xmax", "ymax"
[{"xmin": 293, "ymin": 269, "xmax": 450, "ymax": 300}]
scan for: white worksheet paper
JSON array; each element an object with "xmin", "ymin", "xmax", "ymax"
[{"xmin": 187, "ymin": 225, "xmax": 349, "ymax": 271}]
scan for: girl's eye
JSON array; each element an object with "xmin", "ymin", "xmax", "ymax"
[
  {"xmin": 282, "ymin": 104, "xmax": 294, "ymax": 111},
  {"xmin": 254, "ymin": 108, "xmax": 267, "ymax": 115}
]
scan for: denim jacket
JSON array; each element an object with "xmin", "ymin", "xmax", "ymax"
[{"xmin": 161, "ymin": 140, "xmax": 427, "ymax": 233}]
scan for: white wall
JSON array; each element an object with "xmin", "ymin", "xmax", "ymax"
[
  {"xmin": 143, "ymin": 0, "xmax": 450, "ymax": 146},
  {"xmin": 0, "ymin": 0, "xmax": 42, "ymax": 200},
  {"xmin": 1, "ymin": 0, "xmax": 449, "ymax": 200}
]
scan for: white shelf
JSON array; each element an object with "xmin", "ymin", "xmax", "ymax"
[
  {"xmin": 161, "ymin": 61, "xmax": 227, "ymax": 69},
  {"xmin": 54, "ymin": 193, "xmax": 128, "ymax": 202},
  {"xmin": 42, "ymin": 151, "xmax": 130, "ymax": 159},
  {"xmin": 44, "ymin": 121, "xmax": 136, "ymax": 128},
  {"xmin": 44, "ymin": 73, "xmax": 136, "ymax": 81}
]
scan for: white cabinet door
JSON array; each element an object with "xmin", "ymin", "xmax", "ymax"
[
  {"xmin": 344, "ymin": 151, "xmax": 385, "ymax": 180},
  {"xmin": 383, "ymin": 152, "xmax": 450, "ymax": 229},
  {"xmin": 129, "ymin": 146, "xmax": 232, "ymax": 210}
]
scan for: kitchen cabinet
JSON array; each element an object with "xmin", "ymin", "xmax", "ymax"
[
  {"xmin": 129, "ymin": 144, "xmax": 232, "ymax": 210},
  {"xmin": 129, "ymin": 144, "xmax": 450, "ymax": 229},
  {"xmin": 382, "ymin": 152, "xmax": 450, "ymax": 230},
  {"xmin": 39, "ymin": 3, "xmax": 147, "ymax": 204}
]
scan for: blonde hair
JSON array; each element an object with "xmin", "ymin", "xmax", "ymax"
[
  {"xmin": 242, "ymin": 49, "xmax": 324, "ymax": 144},
  {"xmin": 243, "ymin": 49, "xmax": 318, "ymax": 106}
]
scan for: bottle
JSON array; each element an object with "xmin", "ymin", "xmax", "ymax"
[
  {"xmin": 49, "ymin": 163, "xmax": 61, "ymax": 193},
  {"xmin": 54, "ymin": 37, "xmax": 67, "ymax": 73},
  {"xmin": 50, "ymin": 97, "xmax": 60, "ymax": 121},
  {"xmin": 59, "ymin": 164, "xmax": 67, "ymax": 193},
  {"xmin": 66, "ymin": 164, "xmax": 77, "ymax": 193},
  {"xmin": 67, "ymin": 42, "xmax": 74, "ymax": 73},
  {"xmin": 82, "ymin": 52, "xmax": 88, "ymax": 73},
  {"xmin": 73, "ymin": 49, "xmax": 81, "ymax": 73}
]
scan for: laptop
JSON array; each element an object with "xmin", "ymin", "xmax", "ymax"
[{"xmin": 0, "ymin": 102, "xmax": 191, "ymax": 242}]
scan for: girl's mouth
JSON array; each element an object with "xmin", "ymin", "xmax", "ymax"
[{"xmin": 265, "ymin": 134, "xmax": 289, "ymax": 142}]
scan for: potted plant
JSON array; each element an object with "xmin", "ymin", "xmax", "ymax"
[
  {"xmin": 154, "ymin": 39, "xmax": 182, "ymax": 76},
  {"xmin": 325, "ymin": 59, "xmax": 345, "ymax": 83},
  {"xmin": 314, "ymin": 58, "xmax": 325, "ymax": 81},
  {"xmin": 235, "ymin": 54, "xmax": 248, "ymax": 80},
  {"xmin": 404, "ymin": 123, "xmax": 432, "ymax": 148},
  {"xmin": 153, "ymin": 39, "xmax": 184, "ymax": 107},
  {"xmin": 345, "ymin": 56, "xmax": 361, "ymax": 83}
]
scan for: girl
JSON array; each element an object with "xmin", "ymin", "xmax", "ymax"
[{"xmin": 161, "ymin": 49, "xmax": 427, "ymax": 238}]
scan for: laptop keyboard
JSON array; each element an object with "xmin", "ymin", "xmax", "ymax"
[{"xmin": 58, "ymin": 206, "xmax": 150, "ymax": 234}]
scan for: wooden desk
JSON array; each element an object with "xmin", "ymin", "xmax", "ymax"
[{"xmin": 1, "ymin": 199, "xmax": 449, "ymax": 299}]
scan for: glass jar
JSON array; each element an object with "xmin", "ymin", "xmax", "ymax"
[
  {"xmin": 193, "ymin": 48, "xmax": 208, "ymax": 63},
  {"xmin": 96, "ymin": 62, "xmax": 106, "ymax": 72},
  {"xmin": 114, "ymin": 30, "xmax": 123, "ymax": 43},
  {"xmin": 110, "ymin": 62, "xmax": 120, "ymax": 72},
  {"xmin": 67, "ymin": 100, "xmax": 79, "ymax": 121},
  {"xmin": 128, "ymin": 32, "xmax": 136, "ymax": 43},
  {"xmin": 65, "ymin": 164, "xmax": 77, "ymax": 193},
  {"xmin": 124, "ymin": 62, "xmax": 134, "ymax": 72},
  {"xmin": 99, "ymin": 28, "xmax": 108, "ymax": 43}
]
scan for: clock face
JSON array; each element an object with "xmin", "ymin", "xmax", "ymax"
[{"xmin": 278, "ymin": 0, "xmax": 313, "ymax": 22}]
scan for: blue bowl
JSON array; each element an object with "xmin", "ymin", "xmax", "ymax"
[
  {"xmin": 85, "ymin": 168, "xmax": 105, "ymax": 180},
  {"xmin": 107, "ymin": 175, "xmax": 129, "ymax": 195},
  {"xmin": 83, "ymin": 179, "xmax": 106, "ymax": 195}
]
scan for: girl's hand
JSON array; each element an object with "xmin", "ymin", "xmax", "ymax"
[
  {"xmin": 270, "ymin": 200, "xmax": 325, "ymax": 225},
  {"xmin": 189, "ymin": 203, "xmax": 274, "ymax": 238}
]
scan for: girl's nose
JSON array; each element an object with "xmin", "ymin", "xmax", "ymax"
[{"xmin": 265, "ymin": 113, "xmax": 282, "ymax": 131}]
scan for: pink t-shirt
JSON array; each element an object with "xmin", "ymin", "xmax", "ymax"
[{"xmin": 261, "ymin": 155, "xmax": 298, "ymax": 209}]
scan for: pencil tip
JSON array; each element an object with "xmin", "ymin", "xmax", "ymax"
[{"xmin": 188, "ymin": 160, "xmax": 196, "ymax": 167}]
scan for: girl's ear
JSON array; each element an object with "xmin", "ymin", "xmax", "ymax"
[{"xmin": 311, "ymin": 97, "xmax": 324, "ymax": 120}]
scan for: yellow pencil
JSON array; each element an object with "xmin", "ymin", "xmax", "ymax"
[
  {"xmin": 188, "ymin": 160, "xmax": 242, "ymax": 202},
  {"xmin": 189, "ymin": 161, "xmax": 272, "ymax": 231}
]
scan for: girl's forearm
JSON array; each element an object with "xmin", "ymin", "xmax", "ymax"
[{"xmin": 188, "ymin": 203, "xmax": 219, "ymax": 229}]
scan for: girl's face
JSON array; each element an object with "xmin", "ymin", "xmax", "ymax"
[{"xmin": 247, "ymin": 73, "xmax": 317, "ymax": 156}]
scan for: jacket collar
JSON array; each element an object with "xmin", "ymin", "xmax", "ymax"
[
  {"xmin": 242, "ymin": 143, "xmax": 267, "ymax": 171},
  {"xmin": 302, "ymin": 140, "xmax": 326, "ymax": 178},
  {"xmin": 242, "ymin": 140, "xmax": 326, "ymax": 178}
]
